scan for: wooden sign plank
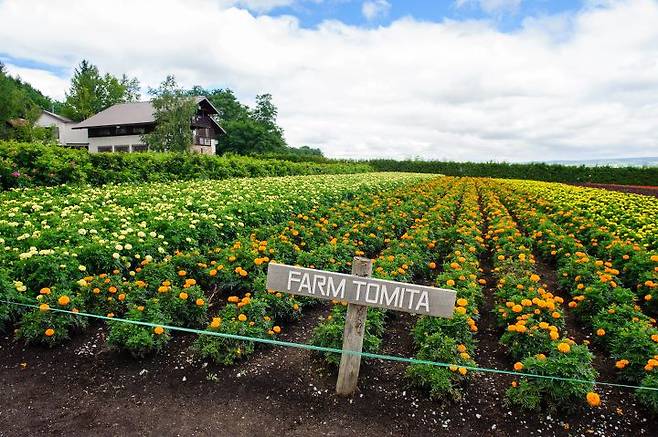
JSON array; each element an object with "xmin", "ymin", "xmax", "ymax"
[{"xmin": 266, "ymin": 262, "xmax": 457, "ymax": 317}]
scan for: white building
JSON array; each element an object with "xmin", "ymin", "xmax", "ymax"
[
  {"xmin": 35, "ymin": 110, "xmax": 89, "ymax": 148},
  {"xmin": 73, "ymin": 97, "xmax": 224, "ymax": 154}
]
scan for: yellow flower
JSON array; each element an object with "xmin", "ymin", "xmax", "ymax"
[{"xmin": 557, "ymin": 342, "xmax": 571, "ymax": 353}]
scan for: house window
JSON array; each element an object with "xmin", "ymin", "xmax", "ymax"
[
  {"xmin": 114, "ymin": 145, "xmax": 129, "ymax": 153},
  {"xmin": 131, "ymin": 144, "xmax": 148, "ymax": 152},
  {"xmin": 132, "ymin": 126, "xmax": 146, "ymax": 135},
  {"xmin": 89, "ymin": 127, "xmax": 113, "ymax": 137},
  {"xmin": 98, "ymin": 146, "xmax": 113, "ymax": 153},
  {"xmin": 116, "ymin": 126, "xmax": 129, "ymax": 135}
]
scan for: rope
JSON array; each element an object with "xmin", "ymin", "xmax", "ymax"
[{"xmin": 2, "ymin": 299, "xmax": 657, "ymax": 392}]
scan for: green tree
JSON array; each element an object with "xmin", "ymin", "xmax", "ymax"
[
  {"xmin": 61, "ymin": 60, "xmax": 140, "ymax": 121},
  {"xmin": 0, "ymin": 62, "xmax": 56, "ymax": 140},
  {"xmin": 143, "ymin": 76, "xmax": 196, "ymax": 152}
]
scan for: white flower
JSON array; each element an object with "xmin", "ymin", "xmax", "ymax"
[
  {"xmin": 115, "ymin": 244, "xmax": 123, "ymax": 251},
  {"xmin": 137, "ymin": 231, "xmax": 146, "ymax": 238},
  {"xmin": 112, "ymin": 253, "xmax": 120, "ymax": 259},
  {"xmin": 124, "ymin": 243, "xmax": 133, "ymax": 250},
  {"xmin": 78, "ymin": 265, "xmax": 87, "ymax": 272},
  {"xmin": 149, "ymin": 232, "xmax": 157, "ymax": 238},
  {"xmin": 78, "ymin": 229, "xmax": 87, "ymax": 235}
]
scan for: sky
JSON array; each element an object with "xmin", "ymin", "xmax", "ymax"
[{"xmin": 1, "ymin": 0, "xmax": 658, "ymax": 161}]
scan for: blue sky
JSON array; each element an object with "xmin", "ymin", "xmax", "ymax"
[{"xmin": 256, "ymin": 0, "xmax": 585, "ymax": 30}]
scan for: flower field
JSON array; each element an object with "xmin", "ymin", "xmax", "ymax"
[{"xmin": 1, "ymin": 173, "xmax": 657, "ymax": 434}]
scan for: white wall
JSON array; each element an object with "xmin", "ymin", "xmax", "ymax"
[
  {"xmin": 88, "ymin": 135, "xmax": 147, "ymax": 153},
  {"xmin": 35, "ymin": 112, "xmax": 89, "ymax": 146}
]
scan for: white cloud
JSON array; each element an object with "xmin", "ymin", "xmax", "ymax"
[
  {"xmin": 362, "ymin": 0, "xmax": 391, "ymax": 21},
  {"xmin": 455, "ymin": 0, "xmax": 522, "ymax": 14},
  {"xmin": 0, "ymin": 0, "xmax": 657, "ymax": 161}
]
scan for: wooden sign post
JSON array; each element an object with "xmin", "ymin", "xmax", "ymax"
[
  {"xmin": 266, "ymin": 257, "xmax": 457, "ymax": 396},
  {"xmin": 336, "ymin": 257, "xmax": 372, "ymax": 396}
]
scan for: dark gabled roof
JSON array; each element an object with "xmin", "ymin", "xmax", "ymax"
[
  {"xmin": 73, "ymin": 96, "xmax": 225, "ymax": 133},
  {"xmin": 41, "ymin": 110, "xmax": 73, "ymax": 123}
]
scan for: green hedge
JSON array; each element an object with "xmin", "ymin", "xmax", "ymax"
[
  {"xmin": 367, "ymin": 160, "xmax": 658, "ymax": 186},
  {"xmin": 2, "ymin": 141, "xmax": 656, "ymax": 189},
  {"xmin": 0, "ymin": 141, "xmax": 373, "ymax": 189}
]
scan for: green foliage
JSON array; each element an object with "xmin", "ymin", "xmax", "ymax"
[
  {"xmin": 637, "ymin": 373, "xmax": 658, "ymax": 414},
  {"xmin": 61, "ymin": 60, "xmax": 139, "ymax": 122},
  {"xmin": 0, "ymin": 62, "xmax": 60, "ymax": 141},
  {"xmin": 16, "ymin": 292, "xmax": 87, "ymax": 347},
  {"xmin": 143, "ymin": 76, "xmax": 197, "ymax": 152},
  {"xmin": 0, "ymin": 270, "xmax": 32, "ymax": 332},
  {"xmin": 406, "ymin": 334, "xmax": 475, "ymax": 401},
  {"xmin": 192, "ymin": 298, "xmax": 274, "ymax": 365},
  {"xmin": 106, "ymin": 303, "xmax": 171, "ymax": 357},
  {"xmin": 0, "ymin": 141, "xmax": 372, "ymax": 190},
  {"xmin": 506, "ymin": 344, "xmax": 598, "ymax": 412},
  {"xmin": 368, "ymin": 159, "xmax": 658, "ymax": 186},
  {"xmin": 310, "ymin": 306, "xmax": 385, "ymax": 367}
]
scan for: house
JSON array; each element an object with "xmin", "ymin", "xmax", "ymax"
[
  {"xmin": 73, "ymin": 96, "xmax": 225, "ymax": 154},
  {"xmin": 35, "ymin": 110, "xmax": 89, "ymax": 148}
]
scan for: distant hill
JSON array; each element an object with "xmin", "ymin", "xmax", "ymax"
[{"xmin": 544, "ymin": 157, "xmax": 658, "ymax": 168}]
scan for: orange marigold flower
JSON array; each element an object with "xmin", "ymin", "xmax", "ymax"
[
  {"xmin": 238, "ymin": 314, "xmax": 247, "ymax": 322},
  {"xmin": 44, "ymin": 328, "xmax": 55, "ymax": 337},
  {"xmin": 57, "ymin": 295, "xmax": 70, "ymax": 306},
  {"xmin": 153, "ymin": 326, "xmax": 164, "ymax": 335},
  {"xmin": 586, "ymin": 392, "xmax": 601, "ymax": 407}
]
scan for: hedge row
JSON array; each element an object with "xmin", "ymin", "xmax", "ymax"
[
  {"xmin": 0, "ymin": 141, "xmax": 373, "ymax": 189},
  {"xmin": 2, "ymin": 141, "xmax": 656, "ymax": 189},
  {"xmin": 368, "ymin": 160, "xmax": 658, "ymax": 186}
]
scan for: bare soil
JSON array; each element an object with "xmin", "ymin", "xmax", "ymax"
[
  {"xmin": 571, "ymin": 183, "xmax": 658, "ymax": 198},
  {"xmin": 2, "ymin": 279, "xmax": 657, "ymax": 436}
]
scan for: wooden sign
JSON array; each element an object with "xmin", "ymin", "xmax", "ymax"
[
  {"xmin": 266, "ymin": 262, "xmax": 456, "ymax": 317},
  {"xmin": 266, "ymin": 258, "xmax": 457, "ymax": 396}
]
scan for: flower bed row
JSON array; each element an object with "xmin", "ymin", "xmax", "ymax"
[
  {"xmin": 492, "ymin": 181, "xmax": 658, "ymax": 413},
  {"xmin": 480, "ymin": 182, "xmax": 600, "ymax": 412},
  {"xmin": 308, "ymin": 179, "xmax": 461, "ymax": 366},
  {"xmin": 407, "ymin": 178, "xmax": 487, "ymax": 400},
  {"xmin": 499, "ymin": 180, "xmax": 658, "ymax": 313}
]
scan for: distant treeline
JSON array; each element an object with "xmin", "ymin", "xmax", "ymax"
[{"xmin": 366, "ymin": 160, "xmax": 658, "ymax": 186}]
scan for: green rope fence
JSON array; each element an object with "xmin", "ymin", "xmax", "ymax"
[{"xmin": 2, "ymin": 299, "xmax": 657, "ymax": 392}]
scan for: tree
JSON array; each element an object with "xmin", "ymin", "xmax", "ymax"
[
  {"xmin": 61, "ymin": 60, "xmax": 140, "ymax": 121},
  {"xmin": 142, "ymin": 76, "xmax": 196, "ymax": 152},
  {"xmin": 220, "ymin": 118, "xmax": 287, "ymax": 154},
  {"xmin": 0, "ymin": 62, "xmax": 56, "ymax": 140}
]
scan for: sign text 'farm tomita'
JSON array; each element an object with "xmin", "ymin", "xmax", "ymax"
[{"xmin": 266, "ymin": 262, "xmax": 457, "ymax": 317}]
